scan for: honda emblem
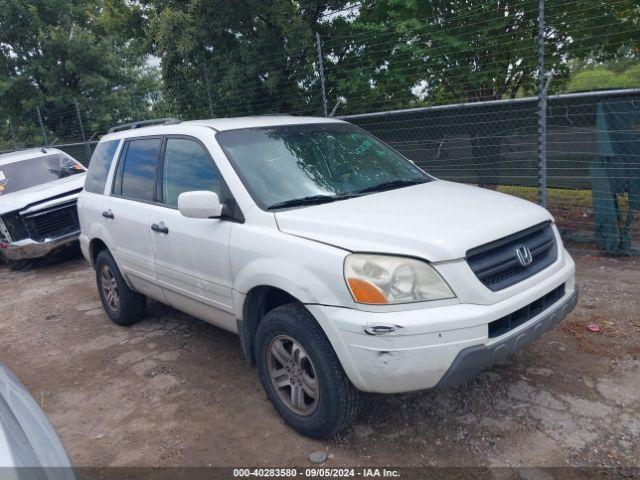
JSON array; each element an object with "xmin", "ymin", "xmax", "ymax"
[{"xmin": 515, "ymin": 245, "xmax": 533, "ymax": 267}]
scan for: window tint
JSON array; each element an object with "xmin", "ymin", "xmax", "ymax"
[
  {"xmin": 119, "ymin": 138, "xmax": 161, "ymax": 201},
  {"xmin": 84, "ymin": 140, "xmax": 119, "ymax": 194},
  {"xmin": 162, "ymin": 138, "xmax": 221, "ymax": 207}
]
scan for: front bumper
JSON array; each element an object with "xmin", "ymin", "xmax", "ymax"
[
  {"xmin": 436, "ymin": 287, "xmax": 578, "ymax": 388},
  {"xmin": 308, "ymin": 250, "xmax": 576, "ymax": 393},
  {"xmin": 0, "ymin": 230, "xmax": 80, "ymax": 260}
]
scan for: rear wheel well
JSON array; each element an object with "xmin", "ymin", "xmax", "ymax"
[
  {"xmin": 89, "ymin": 239, "xmax": 109, "ymax": 266},
  {"xmin": 241, "ymin": 286, "xmax": 299, "ymax": 364}
]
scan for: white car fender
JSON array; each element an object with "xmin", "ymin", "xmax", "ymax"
[{"xmin": 230, "ymin": 228, "xmax": 353, "ymax": 316}]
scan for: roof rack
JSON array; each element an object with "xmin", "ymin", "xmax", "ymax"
[{"xmin": 107, "ymin": 118, "xmax": 181, "ymax": 134}]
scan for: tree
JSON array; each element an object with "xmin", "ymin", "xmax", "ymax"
[
  {"xmin": 137, "ymin": 0, "xmax": 638, "ymax": 119},
  {"xmin": 0, "ymin": 0, "xmax": 161, "ymax": 145},
  {"xmin": 567, "ymin": 62, "xmax": 640, "ymax": 93},
  {"xmin": 318, "ymin": 0, "xmax": 638, "ymax": 189},
  {"xmin": 146, "ymin": 0, "xmax": 351, "ymax": 118},
  {"xmin": 322, "ymin": 0, "xmax": 639, "ymax": 114}
]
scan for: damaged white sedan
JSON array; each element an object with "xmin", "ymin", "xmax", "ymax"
[{"xmin": 0, "ymin": 148, "xmax": 86, "ymax": 261}]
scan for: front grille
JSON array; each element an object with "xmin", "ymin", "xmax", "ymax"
[
  {"xmin": 0, "ymin": 212, "xmax": 28, "ymax": 242},
  {"xmin": 466, "ymin": 221, "xmax": 558, "ymax": 291},
  {"xmin": 23, "ymin": 201, "xmax": 79, "ymax": 242},
  {"xmin": 488, "ymin": 284, "xmax": 565, "ymax": 338}
]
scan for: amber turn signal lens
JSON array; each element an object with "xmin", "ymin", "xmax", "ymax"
[{"xmin": 347, "ymin": 278, "xmax": 388, "ymax": 304}]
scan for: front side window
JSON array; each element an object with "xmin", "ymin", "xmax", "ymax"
[
  {"xmin": 0, "ymin": 153, "xmax": 85, "ymax": 196},
  {"xmin": 118, "ymin": 138, "xmax": 161, "ymax": 201},
  {"xmin": 84, "ymin": 140, "xmax": 119, "ymax": 194},
  {"xmin": 216, "ymin": 123, "xmax": 430, "ymax": 209},
  {"xmin": 162, "ymin": 138, "xmax": 222, "ymax": 207}
]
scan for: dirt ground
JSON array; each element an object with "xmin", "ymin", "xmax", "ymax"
[{"xmin": 1, "ymin": 246, "xmax": 639, "ymax": 469}]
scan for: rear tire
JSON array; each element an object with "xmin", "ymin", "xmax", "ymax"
[
  {"xmin": 255, "ymin": 303, "xmax": 360, "ymax": 439},
  {"xmin": 95, "ymin": 250, "xmax": 146, "ymax": 326}
]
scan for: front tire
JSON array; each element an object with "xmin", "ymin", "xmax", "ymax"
[
  {"xmin": 255, "ymin": 303, "xmax": 360, "ymax": 439},
  {"xmin": 95, "ymin": 250, "xmax": 146, "ymax": 326}
]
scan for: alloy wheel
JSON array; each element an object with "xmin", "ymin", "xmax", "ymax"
[
  {"xmin": 267, "ymin": 335, "xmax": 319, "ymax": 416},
  {"xmin": 100, "ymin": 265, "xmax": 119, "ymax": 312}
]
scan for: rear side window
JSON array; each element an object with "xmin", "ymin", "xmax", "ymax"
[
  {"xmin": 116, "ymin": 138, "xmax": 162, "ymax": 201},
  {"xmin": 84, "ymin": 140, "xmax": 119, "ymax": 194},
  {"xmin": 162, "ymin": 138, "xmax": 222, "ymax": 207}
]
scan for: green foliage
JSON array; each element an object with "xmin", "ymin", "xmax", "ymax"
[
  {"xmin": 144, "ymin": 0, "xmax": 638, "ymax": 117},
  {"xmin": 146, "ymin": 0, "xmax": 350, "ymax": 118},
  {"xmin": 0, "ymin": 0, "xmax": 638, "ymax": 149},
  {"xmin": 325, "ymin": 0, "xmax": 639, "ymax": 113},
  {"xmin": 0, "ymin": 0, "xmax": 162, "ymax": 145},
  {"xmin": 567, "ymin": 63, "xmax": 640, "ymax": 92},
  {"xmin": 568, "ymin": 68, "xmax": 622, "ymax": 92}
]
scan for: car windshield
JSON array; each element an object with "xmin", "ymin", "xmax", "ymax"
[
  {"xmin": 0, "ymin": 153, "xmax": 85, "ymax": 196},
  {"xmin": 216, "ymin": 123, "xmax": 431, "ymax": 209}
]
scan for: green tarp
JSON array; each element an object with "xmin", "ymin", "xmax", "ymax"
[{"xmin": 593, "ymin": 99, "xmax": 640, "ymax": 254}]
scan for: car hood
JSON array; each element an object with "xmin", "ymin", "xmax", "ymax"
[
  {"xmin": 0, "ymin": 174, "xmax": 85, "ymax": 216},
  {"xmin": 274, "ymin": 180, "xmax": 553, "ymax": 262}
]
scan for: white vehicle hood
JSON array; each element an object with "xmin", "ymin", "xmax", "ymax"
[
  {"xmin": 274, "ymin": 180, "xmax": 553, "ymax": 262},
  {"xmin": 0, "ymin": 174, "xmax": 85, "ymax": 216}
]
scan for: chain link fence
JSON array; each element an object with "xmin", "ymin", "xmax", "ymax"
[
  {"xmin": 2, "ymin": 88, "xmax": 639, "ymax": 255},
  {"xmin": 343, "ymin": 88, "xmax": 640, "ymax": 253},
  {"xmin": 1, "ymin": 2, "xmax": 639, "ymax": 255}
]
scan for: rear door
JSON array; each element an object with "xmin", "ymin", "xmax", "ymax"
[
  {"xmin": 108, "ymin": 137, "xmax": 165, "ymax": 300},
  {"xmin": 78, "ymin": 138, "xmax": 121, "ymax": 254},
  {"xmin": 148, "ymin": 136, "xmax": 235, "ymax": 331}
]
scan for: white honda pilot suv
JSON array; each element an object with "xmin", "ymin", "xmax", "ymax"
[{"xmin": 78, "ymin": 116, "xmax": 577, "ymax": 438}]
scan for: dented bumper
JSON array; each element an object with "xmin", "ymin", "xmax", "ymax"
[
  {"xmin": 0, "ymin": 230, "xmax": 80, "ymax": 260},
  {"xmin": 436, "ymin": 287, "xmax": 578, "ymax": 388},
  {"xmin": 308, "ymin": 253, "xmax": 576, "ymax": 394}
]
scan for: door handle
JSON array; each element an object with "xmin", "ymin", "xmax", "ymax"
[
  {"xmin": 151, "ymin": 222, "xmax": 169, "ymax": 234},
  {"xmin": 102, "ymin": 209, "xmax": 114, "ymax": 219}
]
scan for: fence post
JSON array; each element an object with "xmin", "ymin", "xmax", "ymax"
[
  {"xmin": 316, "ymin": 32, "xmax": 328, "ymax": 117},
  {"xmin": 36, "ymin": 106, "xmax": 48, "ymax": 146},
  {"xmin": 8, "ymin": 117, "xmax": 17, "ymax": 149},
  {"xmin": 537, "ymin": 0, "xmax": 547, "ymax": 208},
  {"xmin": 203, "ymin": 62, "xmax": 214, "ymax": 117},
  {"xmin": 74, "ymin": 100, "xmax": 91, "ymax": 163}
]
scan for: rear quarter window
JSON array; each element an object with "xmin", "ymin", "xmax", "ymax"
[{"xmin": 84, "ymin": 140, "xmax": 120, "ymax": 194}]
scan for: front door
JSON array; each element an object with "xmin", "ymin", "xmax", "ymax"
[{"xmin": 148, "ymin": 136, "xmax": 235, "ymax": 331}]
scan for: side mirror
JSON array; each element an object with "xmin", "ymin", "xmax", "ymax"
[{"xmin": 177, "ymin": 191, "xmax": 223, "ymax": 219}]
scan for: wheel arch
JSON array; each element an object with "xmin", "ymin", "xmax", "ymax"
[
  {"xmin": 88, "ymin": 237, "xmax": 110, "ymax": 266},
  {"xmin": 237, "ymin": 285, "xmax": 303, "ymax": 365}
]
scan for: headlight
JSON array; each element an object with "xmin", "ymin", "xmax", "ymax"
[{"xmin": 344, "ymin": 253, "xmax": 455, "ymax": 305}]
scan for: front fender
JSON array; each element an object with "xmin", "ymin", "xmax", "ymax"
[
  {"xmin": 234, "ymin": 258, "xmax": 331, "ymax": 304},
  {"xmin": 230, "ymin": 227, "xmax": 353, "ymax": 317}
]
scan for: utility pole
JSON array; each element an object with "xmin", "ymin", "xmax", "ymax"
[
  {"xmin": 316, "ymin": 32, "xmax": 328, "ymax": 117},
  {"xmin": 537, "ymin": 0, "xmax": 547, "ymax": 208}
]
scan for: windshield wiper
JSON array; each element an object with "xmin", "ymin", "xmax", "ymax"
[
  {"xmin": 356, "ymin": 179, "xmax": 427, "ymax": 194},
  {"xmin": 267, "ymin": 193, "xmax": 357, "ymax": 210}
]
